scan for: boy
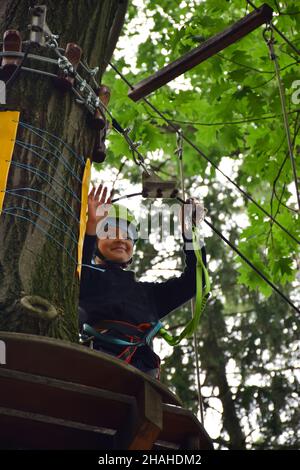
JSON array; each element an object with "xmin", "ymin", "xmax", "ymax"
[{"xmin": 79, "ymin": 184, "xmax": 207, "ymax": 379}]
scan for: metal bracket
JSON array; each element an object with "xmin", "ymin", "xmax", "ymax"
[{"xmin": 28, "ymin": 5, "xmax": 55, "ymax": 46}]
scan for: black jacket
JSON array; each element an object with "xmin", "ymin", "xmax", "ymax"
[{"xmin": 79, "ymin": 234, "xmax": 207, "ymax": 371}]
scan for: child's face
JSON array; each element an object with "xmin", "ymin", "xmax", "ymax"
[{"xmin": 97, "ymin": 227, "xmax": 134, "ymax": 264}]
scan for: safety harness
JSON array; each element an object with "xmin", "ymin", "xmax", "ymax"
[{"xmin": 82, "ymin": 320, "xmax": 162, "ymax": 374}]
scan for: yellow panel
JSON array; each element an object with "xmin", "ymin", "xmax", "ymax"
[
  {"xmin": 0, "ymin": 111, "xmax": 20, "ymax": 213},
  {"xmin": 77, "ymin": 158, "xmax": 91, "ymax": 278}
]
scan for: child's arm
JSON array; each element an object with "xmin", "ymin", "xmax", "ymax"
[
  {"xmin": 143, "ymin": 241, "xmax": 207, "ymax": 319},
  {"xmin": 79, "ymin": 184, "xmax": 112, "ymax": 298},
  {"xmin": 142, "ymin": 198, "xmax": 207, "ymax": 318}
]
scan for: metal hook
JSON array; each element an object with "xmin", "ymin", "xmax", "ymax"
[{"xmin": 263, "ymin": 23, "xmax": 274, "ymax": 45}]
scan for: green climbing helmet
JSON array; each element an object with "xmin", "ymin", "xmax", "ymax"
[{"xmin": 97, "ymin": 203, "xmax": 139, "ymax": 243}]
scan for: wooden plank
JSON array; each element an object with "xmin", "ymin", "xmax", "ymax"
[
  {"xmin": 0, "ymin": 367, "xmax": 134, "ymax": 430},
  {"xmin": 0, "ymin": 333, "xmax": 214, "ymax": 451},
  {"xmin": 0, "ymin": 406, "xmax": 114, "ymax": 449},
  {"xmin": 128, "ymin": 3, "xmax": 273, "ymax": 101},
  {"xmin": 116, "ymin": 382, "xmax": 163, "ymax": 450},
  {"xmin": 0, "ymin": 331, "xmax": 181, "ymax": 406}
]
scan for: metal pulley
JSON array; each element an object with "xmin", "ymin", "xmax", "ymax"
[{"xmin": 141, "ymin": 171, "xmax": 178, "ymax": 199}]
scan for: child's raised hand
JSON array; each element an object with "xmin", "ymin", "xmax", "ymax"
[
  {"xmin": 86, "ymin": 184, "xmax": 113, "ymax": 235},
  {"xmin": 180, "ymin": 197, "xmax": 206, "ymax": 236}
]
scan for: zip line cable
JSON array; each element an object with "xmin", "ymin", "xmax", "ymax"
[{"xmin": 107, "ymin": 61, "xmax": 300, "ymax": 245}]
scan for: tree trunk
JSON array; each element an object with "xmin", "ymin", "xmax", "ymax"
[
  {"xmin": 202, "ymin": 306, "xmax": 246, "ymax": 449},
  {"xmin": 0, "ymin": 0, "xmax": 127, "ymax": 341}
]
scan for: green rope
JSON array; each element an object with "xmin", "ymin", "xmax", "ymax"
[{"xmin": 159, "ymin": 225, "xmax": 211, "ymax": 346}]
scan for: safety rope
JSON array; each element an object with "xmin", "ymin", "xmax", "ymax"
[
  {"xmin": 159, "ymin": 227, "xmax": 211, "ymax": 346},
  {"xmin": 160, "ymin": 224, "xmax": 211, "ymax": 423},
  {"xmin": 174, "ymin": 129, "xmax": 206, "ymax": 423}
]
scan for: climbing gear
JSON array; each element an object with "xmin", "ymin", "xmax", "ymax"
[
  {"xmin": 81, "ymin": 320, "xmax": 162, "ymax": 373},
  {"xmin": 0, "ymin": 4, "xmax": 112, "ymax": 167},
  {"xmin": 159, "ymin": 225, "xmax": 211, "ymax": 346},
  {"xmin": 55, "ymin": 42, "xmax": 82, "ymax": 90},
  {"xmin": 142, "ymin": 171, "xmax": 178, "ymax": 199},
  {"xmin": 93, "ymin": 203, "xmax": 139, "ymax": 267},
  {"xmin": 109, "ymin": 61, "xmax": 299, "ymax": 245},
  {"xmin": 97, "ymin": 204, "xmax": 139, "ymax": 240},
  {"xmin": 92, "ymin": 85, "xmax": 111, "ymax": 163},
  {"xmin": 106, "ymin": 63, "xmax": 300, "ymax": 312},
  {"xmin": 246, "ymin": 0, "xmax": 300, "ymax": 57}
]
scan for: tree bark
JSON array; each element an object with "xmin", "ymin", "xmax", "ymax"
[
  {"xmin": 202, "ymin": 306, "xmax": 246, "ymax": 449},
  {"xmin": 0, "ymin": 0, "xmax": 128, "ymax": 341}
]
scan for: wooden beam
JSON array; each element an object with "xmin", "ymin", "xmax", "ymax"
[
  {"xmin": 115, "ymin": 382, "xmax": 163, "ymax": 450},
  {"xmin": 128, "ymin": 3, "xmax": 273, "ymax": 101},
  {"xmin": 161, "ymin": 403, "xmax": 214, "ymax": 450}
]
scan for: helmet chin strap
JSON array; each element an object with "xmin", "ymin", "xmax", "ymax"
[{"xmin": 94, "ymin": 247, "xmax": 132, "ymax": 268}]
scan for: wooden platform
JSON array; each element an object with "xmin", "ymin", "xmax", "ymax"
[{"xmin": 0, "ymin": 331, "xmax": 214, "ymax": 450}]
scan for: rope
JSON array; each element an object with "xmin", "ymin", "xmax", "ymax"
[
  {"xmin": 7, "ymin": 160, "xmax": 80, "ymax": 203},
  {"xmin": 14, "ymin": 140, "xmax": 82, "ymax": 184},
  {"xmin": 3, "ymin": 205, "xmax": 78, "ymax": 244},
  {"xmin": 4, "ymin": 187, "xmax": 79, "ymax": 222},
  {"xmin": 1, "ymin": 211, "xmax": 77, "ymax": 264},
  {"xmin": 175, "ymin": 130, "xmax": 205, "ymax": 424},
  {"xmin": 2, "ymin": 190, "xmax": 78, "ymax": 241},
  {"xmin": 16, "ymin": 121, "xmax": 85, "ymax": 166},
  {"xmin": 1, "ymin": 205, "xmax": 116, "ymax": 275}
]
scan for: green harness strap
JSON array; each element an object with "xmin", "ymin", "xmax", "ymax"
[{"xmin": 159, "ymin": 225, "xmax": 211, "ymax": 346}]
